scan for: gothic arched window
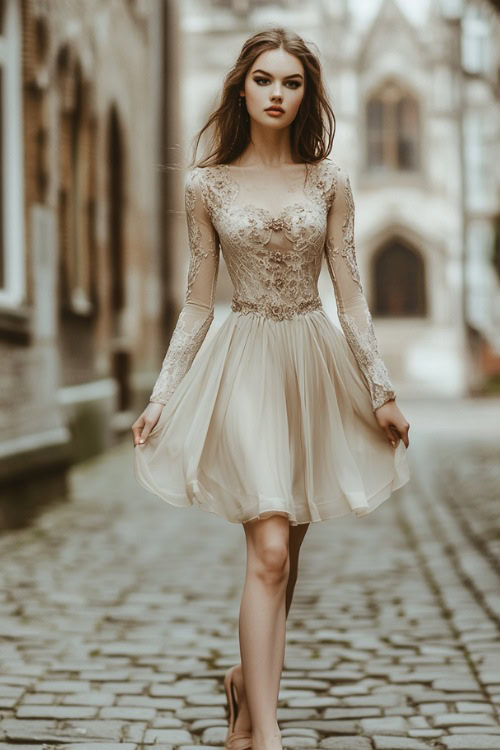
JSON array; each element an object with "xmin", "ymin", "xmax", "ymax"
[
  {"xmin": 373, "ymin": 239, "xmax": 426, "ymax": 317},
  {"xmin": 366, "ymin": 81, "xmax": 420, "ymax": 173}
]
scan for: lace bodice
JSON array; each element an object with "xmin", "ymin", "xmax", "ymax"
[{"xmin": 149, "ymin": 159, "xmax": 396, "ymax": 412}]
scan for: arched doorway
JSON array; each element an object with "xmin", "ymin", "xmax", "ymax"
[{"xmin": 373, "ymin": 238, "xmax": 426, "ymax": 317}]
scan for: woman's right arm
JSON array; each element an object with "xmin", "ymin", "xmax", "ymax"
[
  {"xmin": 132, "ymin": 168, "xmax": 220, "ymax": 446},
  {"xmin": 149, "ymin": 168, "xmax": 220, "ymax": 405}
]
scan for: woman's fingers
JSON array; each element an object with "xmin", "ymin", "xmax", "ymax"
[
  {"xmin": 131, "ymin": 419, "xmax": 144, "ymax": 446},
  {"xmin": 399, "ymin": 420, "xmax": 410, "ymax": 448},
  {"xmin": 385, "ymin": 424, "xmax": 399, "ymax": 448}
]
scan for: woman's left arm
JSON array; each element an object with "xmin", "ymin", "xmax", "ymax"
[{"xmin": 323, "ymin": 165, "xmax": 410, "ymax": 449}]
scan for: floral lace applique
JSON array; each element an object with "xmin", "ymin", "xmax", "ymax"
[
  {"xmin": 149, "ymin": 160, "xmax": 396, "ymax": 412},
  {"xmin": 324, "ymin": 166, "xmax": 395, "ymax": 411}
]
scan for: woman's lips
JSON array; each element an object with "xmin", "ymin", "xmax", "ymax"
[{"xmin": 265, "ymin": 109, "xmax": 284, "ymax": 117}]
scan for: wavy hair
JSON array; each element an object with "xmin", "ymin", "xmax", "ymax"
[{"xmin": 190, "ymin": 27, "xmax": 336, "ymax": 168}]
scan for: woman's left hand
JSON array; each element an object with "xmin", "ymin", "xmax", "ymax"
[{"xmin": 374, "ymin": 399, "xmax": 410, "ymax": 449}]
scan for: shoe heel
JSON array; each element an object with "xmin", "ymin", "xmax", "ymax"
[{"xmin": 224, "ymin": 665, "xmax": 239, "ymax": 739}]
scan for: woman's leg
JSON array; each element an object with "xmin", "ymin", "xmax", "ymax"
[
  {"xmin": 232, "ymin": 520, "xmax": 310, "ymax": 741},
  {"xmin": 238, "ymin": 515, "xmax": 289, "ymax": 750}
]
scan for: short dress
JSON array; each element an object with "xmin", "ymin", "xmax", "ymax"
[{"xmin": 133, "ymin": 159, "xmax": 410, "ymax": 525}]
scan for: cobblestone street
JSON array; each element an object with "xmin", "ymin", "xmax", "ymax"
[{"xmin": 1, "ymin": 398, "xmax": 499, "ymax": 750}]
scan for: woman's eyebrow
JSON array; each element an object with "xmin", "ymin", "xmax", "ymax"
[{"xmin": 251, "ymin": 68, "xmax": 303, "ymax": 80}]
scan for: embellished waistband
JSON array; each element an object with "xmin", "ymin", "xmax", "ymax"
[{"xmin": 231, "ymin": 296, "xmax": 323, "ymax": 322}]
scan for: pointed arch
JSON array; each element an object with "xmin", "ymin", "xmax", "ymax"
[
  {"xmin": 372, "ymin": 237, "xmax": 427, "ymax": 317},
  {"xmin": 366, "ymin": 78, "xmax": 420, "ymax": 172}
]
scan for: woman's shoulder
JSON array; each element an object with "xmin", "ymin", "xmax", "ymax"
[
  {"xmin": 307, "ymin": 157, "xmax": 346, "ymax": 207},
  {"xmin": 313, "ymin": 157, "xmax": 346, "ymax": 181}
]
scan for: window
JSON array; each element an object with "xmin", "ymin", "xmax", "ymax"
[
  {"xmin": 373, "ymin": 239, "xmax": 426, "ymax": 317},
  {"xmin": 57, "ymin": 53, "xmax": 96, "ymax": 315},
  {"xmin": 366, "ymin": 81, "xmax": 420, "ymax": 173},
  {"xmin": 0, "ymin": 0, "xmax": 25, "ymax": 306}
]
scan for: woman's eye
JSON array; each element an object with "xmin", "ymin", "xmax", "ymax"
[{"xmin": 253, "ymin": 78, "xmax": 301, "ymax": 89}]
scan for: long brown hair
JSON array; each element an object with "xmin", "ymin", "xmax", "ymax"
[{"xmin": 191, "ymin": 27, "xmax": 336, "ymax": 168}]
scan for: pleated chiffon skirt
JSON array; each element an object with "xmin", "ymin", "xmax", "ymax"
[{"xmin": 134, "ymin": 308, "xmax": 410, "ymax": 526}]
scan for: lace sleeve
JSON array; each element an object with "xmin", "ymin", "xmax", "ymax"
[
  {"xmin": 149, "ymin": 168, "xmax": 220, "ymax": 405},
  {"xmin": 324, "ymin": 166, "xmax": 396, "ymax": 412}
]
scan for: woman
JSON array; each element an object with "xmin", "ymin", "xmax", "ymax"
[{"xmin": 132, "ymin": 27, "xmax": 411, "ymax": 750}]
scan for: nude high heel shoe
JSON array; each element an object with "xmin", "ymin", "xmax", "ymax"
[{"xmin": 224, "ymin": 665, "xmax": 252, "ymax": 750}]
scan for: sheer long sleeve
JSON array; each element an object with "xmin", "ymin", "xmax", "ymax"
[
  {"xmin": 149, "ymin": 169, "xmax": 220, "ymax": 405},
  {"xmin": 324, "ymin": 167, "xmax": 396, "ymax": 412}
]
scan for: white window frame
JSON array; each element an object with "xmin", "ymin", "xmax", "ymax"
[{"xmin": 0, "ymin": 0, "xmax": 25, "ymax": 307}]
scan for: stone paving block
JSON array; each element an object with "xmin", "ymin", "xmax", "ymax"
[
  {"xmin": 20, "ymin": 693, "xmax": 56, "ymax": 704},
  {"xmin": 385, "ymin": 706, "xmax": 416, "ymax": 716},
  {"xmin": 329, "ymin": 685, "xmax": 370, "ymax": 696},
  {"xmin": 99, "ymin": 706, "xmax": 156, "ymax": 720},
  {"xmin": 419, "ymin": 701, "xmax": 448, "ymax": 715},
  {"xmin": 15, "ymin": 705, "xmax": 98, "ymax": 719},
  {"xmin": 319, "ymin": 739, "xmax": 372, "ymax": 750},
  {"xmin": 281, "ymin": 728, "xmax": 320, "ymax": 738},
  {"xmin": 34, "ymin": 680, "xmax": 91, "ymax": 693},
  {"xmin": 61, "ymin": 691, "xmax": 115, "ymax": 706},
  {"xmin": 57, "ymin": 745, "xmax": 138, "ymax": 750},
  {"xmin": 344, "ymin": 694, "xmax": 404, "ymax": 708},
  {"xmin": 52, "ymin": 719, "xmax": 133, "ymax": 741},
  {"xmin": 191, "ymin": 718, "xmax": 228, "ymax": 731},
  {"xmin": 0, "ymin": 719, "xmax": 86, "ymax": 743},
  {"xmin": 408, "ymin": 716, "xmax": 429, "ymax": 728},
  {"xmin": 282, "ymin": 737, "xmax": 317, "ymax": 748},
  {"xmin": 323, "ymin": 708, "xmax": 381, "ymax": 719},
  {"xmin": 433, "ymin": 712, "xmax": 497, "ymax": 727},
  {"xmin": 280, "ymin": 719, "xmax": 358, "ymax": 734},
  {"xmin": 99, "ymin": 682, "xmax": 147, "ymax": 694},
  {"xmin": 372, "ymin": 737, "xmax": 430, "ymax": 749},
  {"xmin": 408, "ymin": 728, "xmax": 444, "ymax": 738},
  {"xmin": 433, "ymin": 677, "xmax": 480, "ymax": 692},
  {"xmin": 149, "ymin": 679, "xmax": 217, "ymax": 697},
  {"xmin": 286, "ymin": 696, "xmax": 340, "ymax": 707},
  {"xmin": 440, "ymin": 735, "xmax": 500, "ymax": 749},
  {"xmin": 360, "ymin": 716, "xmax": 409, "ymax": 735},
  {"xmin": 117, "ymin": 695, "xmax": 183, "ymax": 709},
  {"xmin": 456, "ymin": 700, "xmax": 495, "ymax": 712},
  {"xmin": 143, "ymin": 728, "xmax": 193, "ymax": 744},
  {"xmin": 0, "ymin": 697, "xmax": 17, "ymax": 709},
  {"xmin": 199, "ymin": 726, "xmax": 227, "ymax": 745},
  {"xmin": 277, "ymin": 708, "xmax": 318, "ymax": 719},
  {"xmin": 0, "ymin": 685, "xmax": 24, "ymax": 697}
]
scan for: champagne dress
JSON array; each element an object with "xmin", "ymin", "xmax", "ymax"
[{"xmin": 134, "ymin": 159, "xmax": 410, "ymax": 525}]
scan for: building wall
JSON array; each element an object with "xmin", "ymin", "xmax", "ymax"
[{"xmin": 0, "ymin": 0, "xmax": 180, "ymax": 524}]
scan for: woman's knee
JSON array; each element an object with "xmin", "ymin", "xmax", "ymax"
[
  {"xmin": 251, "ymin": 538, "xmax": 290, "ymax": 584},
  {"xmin": 244, "ymin": 516, "xmax": 290, "ymax": 583}
]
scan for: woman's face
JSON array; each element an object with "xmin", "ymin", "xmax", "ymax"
[{"xmin": 241, "ymin": 47, "xmax": 305, "ymax": 130}]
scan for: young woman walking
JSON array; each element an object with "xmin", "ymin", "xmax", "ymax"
[{"xmin": 133, "ymin": 27, "xmax": 411, "ymax": 750}]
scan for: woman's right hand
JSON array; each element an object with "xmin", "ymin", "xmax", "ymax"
[{"xmin": 131, "ymin": 402, "xmax": 164, "ymax": 447}]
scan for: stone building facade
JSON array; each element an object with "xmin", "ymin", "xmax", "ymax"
[{"xmin": 0, "ymin": 0, "xmax": 183, "ymax": 524}]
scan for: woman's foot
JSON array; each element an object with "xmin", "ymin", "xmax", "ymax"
[
  {"xmin": 251, "ymin": 727, "xmax": 282, "ymax": 750},
  {"xmin": 232, "ymin": 663, "xmax": 252, "ymax": 734}
]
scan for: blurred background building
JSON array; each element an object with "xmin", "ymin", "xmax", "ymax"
[
  {"xmin": 183, "ymin": 0, "xmax": 500, "ymax": 400},
  {"xmin": 1, "ymin": 0, "xmax": 499, "ymax": 525}
]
